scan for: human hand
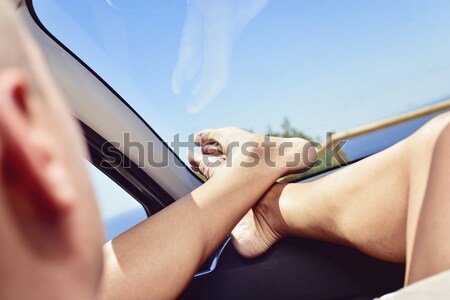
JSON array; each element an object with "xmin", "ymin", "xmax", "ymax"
[{"xmin": 172, "ymin": 0, "xmax": 269, "ymax": 113}]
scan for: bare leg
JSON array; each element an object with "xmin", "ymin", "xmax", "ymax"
[
  {"xmin": 100, "ymin": 127, "xmax": 316, "ymax": 299},
  {"xmin": 407, "ymin": 123, "xmax": 450, "ymax": 284},
  {"xmin": 231, "ymin": 112, "xmax": 450, "ymax": 285}
]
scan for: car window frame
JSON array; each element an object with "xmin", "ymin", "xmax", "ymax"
[{"xmin": 82, "ymin": 121, "xmax": 175, "ymax": 215}]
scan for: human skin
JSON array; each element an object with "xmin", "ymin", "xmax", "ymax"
[
  {"xmin": 0, "ymin": 1, "xmax": 104, "ymax": 299},
  {"xmin": 5, "ymin": 0, "xmax": 448, "ymax": 298},
  {"xmin": 0, "ymin": 2, "xmax": 316, "ymax": 300},
  {"xmin": 223, "ymin": 112, "xmax": 450, "ymax": 286},
  {"xmin": 99, "ymin": 129, "xmax": 316, "ymax": 299}
]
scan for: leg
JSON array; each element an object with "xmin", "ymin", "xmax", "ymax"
[
  {"xmin": 407, "ymin": 122, "xmax": 450, "ymax": 284},
  {"xmin": 100, "ymin": 128, "xmax": 316, "ymax": 299},
  {"xmin": 232, "ymin": 113, "xmax": 450, "ymax": 284},
  {"xmin": 233, "ymin": 132, "xmax": 411, "ymax": 262}
]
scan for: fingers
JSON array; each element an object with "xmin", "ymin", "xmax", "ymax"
[
  {"xmin": 174, "ymin": 0, "xmax": 269, "ymax": 112},
  {"xmin": 186, "ymin": 17, "xmax": 232, "ymax": 113},
  {"xmin": 172, "ymin": 3, "xmax": 203, "ymax": 95}
]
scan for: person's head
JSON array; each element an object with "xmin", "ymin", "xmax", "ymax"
[{"xmin": 0, "ymin": 1, "xmax": 103, "ymax": 299}]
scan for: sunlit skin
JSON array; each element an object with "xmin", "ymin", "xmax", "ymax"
[
  {"xmin": 0, "ymin": 2, "xmax": 316, "ymax": 300},
  {"xmin": 200, "ymin": 113, "xmax": 450, "ymax": 286},
  {"xmin": 100, "ymin": 129, "xmax": 316, "ymax": 300},
  {"xmin": 0, "ymin": 1, "xmax": 103, "ymax": 299},
  {"xmin": 102, "ymin": 113, "xmax": 450, "ymax": 299},
  {"xmin": 2, "ymin": 1, "xmax": 450, "ymax": 300}
]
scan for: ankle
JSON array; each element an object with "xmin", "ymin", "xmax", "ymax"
[{"xmin": 258, "ymin": 183, "xmax": 290, "ymax": 238}]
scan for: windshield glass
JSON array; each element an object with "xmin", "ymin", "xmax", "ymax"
[{"xmin": 32, "ymin": 0, "xmax": 450, "ymax": 165}]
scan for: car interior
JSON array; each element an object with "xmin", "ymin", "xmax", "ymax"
[{"xmin": 17, "ymin": 0, "xmax": 450, "ymax": 299}]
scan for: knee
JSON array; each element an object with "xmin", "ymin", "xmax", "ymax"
[
  {"xmin": 411, "ymin": 112, "xmax": 450, "ymax": 154},
  {"xmin": 433, "ymin": 115, "xmax": 450, "ymax": 151},
  {"xmin": 427, "ymin": 111, "xmax": 450, "ymax": 129}
]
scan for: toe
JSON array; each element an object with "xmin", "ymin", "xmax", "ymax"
[{"xmin": 188, "ymin": 150, "xmax": 225, "ymax": 179}]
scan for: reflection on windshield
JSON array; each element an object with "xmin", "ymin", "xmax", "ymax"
[
  {"xmin": 172, "ymin": 0, "xmax": 269, "ymax": 112},
  {"xmin": 106, "ymin": 0, "xmax": 183, "ymax": 12},
  {"xmin": 33, "ymin": 0, "xmax": 450, "ymax": 165}
]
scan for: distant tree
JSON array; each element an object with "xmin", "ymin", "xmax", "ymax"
[
  {"xmin": 267, "ymin": 117, "xmax": 348, "ymax": 181},
  {"xmin": 268, "ymin": 118, "xmax": 316, "ymax": 141}
]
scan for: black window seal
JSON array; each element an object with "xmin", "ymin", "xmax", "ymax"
[
  {"xmin": 24, "ymin": 0, "xmax": 203, "ymax": 185},
  {"xmin": 81, "ymin": 121, "xmax": 175, "ymax": 216}
]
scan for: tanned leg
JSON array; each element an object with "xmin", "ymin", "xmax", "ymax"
[
  {"xmin": 407, "ymin": 122, "xmax": 450, "ymax": 284},
  {"xmin": 231, "ymin": 112, "xmax": 450, "ymax": 285}
]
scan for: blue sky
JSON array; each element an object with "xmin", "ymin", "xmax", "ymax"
[
  {"xmin": 34, "ymin": 0, "xmax": 450, "ymax": 238},
  {"xmin": 34, "ymin": 0, "xmax": 450, "ymax": 140},
  {"xmin": 86, "ymin": 162, "xmax": 146, "ymax": 241}
]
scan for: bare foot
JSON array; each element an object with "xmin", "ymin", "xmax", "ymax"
[
  {"xmin": 189, "ymin": 127, "xmax": 317, "ymax": 180},
  {"xmin": 231, "ymin": 183, "xmax": 288, "ymax": 258},
  {"xmin": 188, "ymin": 127, "xmax": 314, "ymax": 257}
]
